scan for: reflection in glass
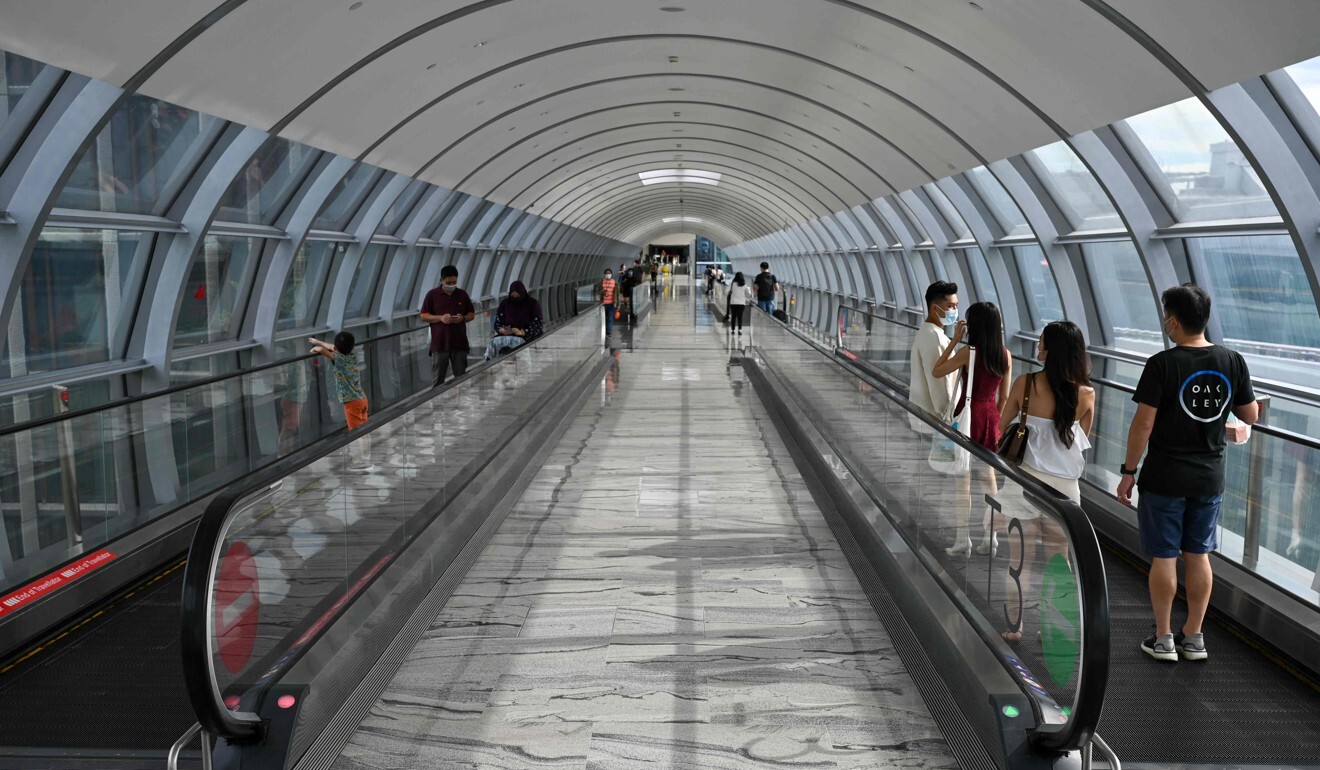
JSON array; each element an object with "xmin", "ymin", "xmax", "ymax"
[
  {"xmin": 1012, "ymin": 245, "xmax": 1065, "ymax": 329},
  {"xmin": 277, "ymin": 241, "xmax": 340, "ymax": 331},
  {"xmin": 1081, "ymin": 241, "xmax": 1161, "ymax": 355},
  {"xmin": 312, "ymin": 164, "xmax": 381, "ymax": 231},
  {"xmin": 967, "ymin": 167, "xmax": 1033, "ymax": 237},
  {"xmin": 1029, "ymin": 142, "xmax": 1123, "ymax": 231},
  {"xmin": 1124, "ymin": 98, "xmax": 1277, "ymax": 222},
  {"xmin": 925, "ymin": 184, "xmax": 972, "ymax": 239},
  {"xmin": 965, "ymin": 247, "xmax": 999, "ymax": 305},
  {"xmin": 175, "ymin": 236, "xmax": 261, "ymax": 350},
  {"xmin": 392, "ymin": 250, "xmax": 424, "ymax": 312},
  {"xmin": 345, "ymin": 244, "xmax": 386, "ymax": 320},
  {"xmin": 380, "ymin": 183, "xmax": 429, "ymax": 235},
  {"xmin": 56, "ymin": 95, "xmax": 221, "ymax": 214},
  {"xmin": 1, "ymin": 51, "xmax": 45, "ymax": 132},
  {"xmin": 214, "ymin": 138, "xmax": 320, "ymax": 225},
  {"xmin": 1, "ymin": 229, "xmax": 152, "ymax": 379}
]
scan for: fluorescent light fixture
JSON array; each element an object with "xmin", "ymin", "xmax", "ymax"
[
  {"xmin": 663, "ymin": 216, "xmax": 703, "ymax": 223},
  {"xmin": 639, "ymin": 169, "xmax": 720, "ymax": 186}
]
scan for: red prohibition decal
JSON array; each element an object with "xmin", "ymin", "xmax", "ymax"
[{"xmin": 214, "ymin": 541, "xmax": 260, "ymax": 674}]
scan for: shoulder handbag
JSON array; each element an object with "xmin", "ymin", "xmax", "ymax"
[
  {"xmin": 997, "ymin": 373, "xmax": 1033, "ymax": 464},
  {"xmin": 928, "ymin": 347, "xmax": 976, "ymax": 475}
]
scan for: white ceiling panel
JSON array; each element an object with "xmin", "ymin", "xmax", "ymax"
[{"xmin": 2, "ymin": 0, "xmax": 1318, "ymax": 243}]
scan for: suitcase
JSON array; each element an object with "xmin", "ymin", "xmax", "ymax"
[{"xmin": 773, "ymin": 309, "xmax": 788, "ymax": 322}]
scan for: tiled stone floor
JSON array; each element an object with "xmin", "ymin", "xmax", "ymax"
[{"xmin": 335, "ymin": 287, "xmax": 956, "ymax": 769}]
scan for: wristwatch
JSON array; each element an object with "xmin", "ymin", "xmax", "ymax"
[{"xmin": 1120, "ymin": 465, "xmax": 1139, "ymax": 476}]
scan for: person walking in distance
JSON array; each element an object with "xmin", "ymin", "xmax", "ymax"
[
  {"xmin": 753, "ymin": 262, "xmax": 780, "ymax": 315},
  {"xmin": 420, "ymin": 265, "xmax": 476, "ymax": 387},
  {"xmin": 1118, "ymin": 284, "xmax": 1258, "ymax": 662},
  {"xmin": 601, "ymin": 267, "xmax": 617, "ymax": 337}
]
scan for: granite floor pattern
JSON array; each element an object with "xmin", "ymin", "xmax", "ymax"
[{"xmin": 334, "ymin": 292, "xmax": 957, "ymax": 770}]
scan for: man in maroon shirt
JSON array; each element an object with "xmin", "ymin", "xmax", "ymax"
[{"xmin": 420, "ymin": 265, "xmax": 476, "ymax": 386}]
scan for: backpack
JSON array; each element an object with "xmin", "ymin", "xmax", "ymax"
[{"xmin": 754, "ymin": 272, "xmax": 776, "ymax": 299}]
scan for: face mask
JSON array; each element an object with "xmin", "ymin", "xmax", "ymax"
[
  {"xmin": 1036, "ymin": 347, "xmax": 1047, "ymax": 363},
  {"xmin": 605, "ymin": 273, "xmax": 613, "ymax": 279},
  {"xmin": 443, "ymin": 283, "xmax": 457, "ymax": 294},
  {"xmin": 935, "ymin": 305, "xmax": 958, "ymax": 325}
]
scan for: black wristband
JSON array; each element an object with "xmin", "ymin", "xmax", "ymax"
[{"xmin": 1120, "ymin": 465, "xmax": 1139, "ymax": 476}]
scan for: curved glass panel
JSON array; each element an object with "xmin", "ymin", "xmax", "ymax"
[
  {"xmin": 313, "ymin": 164, "xmax": 381, "ymax": 231},
  {"xmin": 1123, "ymin": 98, "xmax": 1277, "ymax": 222},
  {"xmin": 965, "ymin": 247, "xmax": 999, "ymax": 305},
  {"xmin": 56, "ymin": 95, "xmax": 221, "ymax": 215},
  {"xmin": 967, "ymin": 167, "xmax": 1033, "ymax": 238},
  {"xmin": 276, "ymin": 241, "xmax": 340, "ymax": 331},
  {"xmin": 1, "ymin": 228, "xmax": 152, "ymax": 379},
  {"xmin": 1284, "ymin": 55, "xmax": 1320, "ymax": 114},
  {"xmin": 215, "ymin": 138, "xmax": 320, "ymax": 225},
  {"xmin": 1, "ymin": 51, "xmax": 45, "ymax": 133},
  {"xmin": 1012, "ymin": 245, "xmax": 1065, "ymax": 329},
  {"xmin": 174, "ymin": 236, "xmax": 262, "ymax": 350},
  {"xmin": 1029, "ymin": 142, "xmax": 1123, "ymax": 231},
  {"xmin": 392, "ymin": 250, "xmax": 424, "ymax": 312},
  {"xmin": 1189, "ymin": 235, "xmax": 1320, "ymax": 389},
  {"xmin": 379, "ymin": 182, "xmax": 428, "ymax": 235},
  {"xmin": 926, "ymin": 184, "xmax": 972, "ymax": 239},
  {"xmin": 1081, "ymin": 241, "xmax": 1162, "ymax": 355},
  {"xmin": 345, "ymin": 244, "xmax": 386, "ymax": 320}
]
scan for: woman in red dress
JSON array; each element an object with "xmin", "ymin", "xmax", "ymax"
[{"xmin": 933, "ymin": 302, "xmax": 1012, "ymax": 555}]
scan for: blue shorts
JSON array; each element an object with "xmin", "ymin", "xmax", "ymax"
[{"xmin": 1136, "ymin": 490, "xmax": 1223, "ymax": 559}]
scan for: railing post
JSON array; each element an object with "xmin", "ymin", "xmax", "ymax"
[
  {"xmin": 52, "ymin": 386, "xmax": 83, "ymax": 546},
  {"xmin": 1241, "ymin": 395, "xmax": 1271, "ymax": 571}
]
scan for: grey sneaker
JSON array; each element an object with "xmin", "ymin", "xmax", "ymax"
[
  {"xmin": 1141, "ymin": 633, "xmax": 1178, "ymax": 662},
  {"xmin": 1175, "ymin": 631, "xmax": 1208, "ymax": 661}
]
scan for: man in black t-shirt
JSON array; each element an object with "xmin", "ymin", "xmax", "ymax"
[
  {"xmin": 753, "ymin": 262, "xmax": 779, "ymax": 315},
  {"xmin": 1118, "ymin": 284, "xmax": 1258, "ymax": 663}
]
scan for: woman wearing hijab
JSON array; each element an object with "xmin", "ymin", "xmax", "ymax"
[{"xmin": 484, "ymin": 281, "xmax": 544, "ymax": 360}]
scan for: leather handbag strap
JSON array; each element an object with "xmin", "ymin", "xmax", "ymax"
[{"xmin": 1019, "ymin": 372, "xmax": 1034, "ymax": 424}]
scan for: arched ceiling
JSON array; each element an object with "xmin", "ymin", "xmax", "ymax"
[{"xmin": 4, "ymin": 0, "xmax": 1320, "ymax": 247}]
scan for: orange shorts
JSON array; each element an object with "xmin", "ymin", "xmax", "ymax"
[{"xmin": 343, "ymin": 398, "xmax": 369, "ymax": 430}]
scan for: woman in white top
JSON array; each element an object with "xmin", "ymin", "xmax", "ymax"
[
  {"xmin": 725, "ymin": 272, "xmax": 754, "ymax": 334},
  {"xmin": 999, "ymin": 320, "xmax": 1095, "ymax": 503},
  {"xmin": 996, "ymin": 320, "xmax": 1094, "ymax": 642}
]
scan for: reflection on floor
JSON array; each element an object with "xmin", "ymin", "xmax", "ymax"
[{"xmin": 335, "ymin": 287, "xmax": 956, "ymax": 769}]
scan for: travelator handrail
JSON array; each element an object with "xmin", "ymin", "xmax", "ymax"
[
  {"xmin": 178, "ymin": 303, "xmax": 600, "ymax": 742},
  {"xmin": 0, "ymin": 279, "xmax": 584, "ymax": 441},
  {"xmin": 837, "ymin": 304, "xmax": 1320, "ymax": 453},
  {"xmin": 755, "ymin": 302, "xmax": 1110, "ymax": 755}
]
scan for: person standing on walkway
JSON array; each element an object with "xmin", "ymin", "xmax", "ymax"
[
  {"xmin": 753, "ymin": 262, "xmax": 779, "ymax": 315},
  {"xmin": 932, "ymin": 301, "xmax": 1011, "ymax": 555},
  {"xmin": 725, "ymin": 271, "xmax": 754, "ymax": 335},
  {"xmin": 909, "ymin": 281, "xmax": 959, "ymax": 432},
  {"xmin": 1118, "ymin": 284, "xmax": 1258, "ymax": 662},
  {"xmin": 601, "ymin": 267, "xmax": 617, "ymax": 336},
  {"xmin": 420, "ymin": 265, "xmax": 475, "ymax": 386}
]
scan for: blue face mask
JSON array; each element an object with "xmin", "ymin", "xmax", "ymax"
[{"xmin": 934, "ymin": 304, "xmax": 958, "ymax": 325}]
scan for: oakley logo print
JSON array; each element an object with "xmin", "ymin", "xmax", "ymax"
[{"xmin": 1179, "ymin": 370, "xmax": 1232, "ymax": 423}]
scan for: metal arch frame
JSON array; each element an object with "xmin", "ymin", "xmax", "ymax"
[
  {"xmin": 391, "ymin": 70, "xmax": 939, "ymax": 188},
  {"xmin": 565, "ymin": 179, "xmax": 802, "ymax": 240},
  {"xmin": 505, "ymin": 130, "xmax": 854, "ymax": 222},
  {"xmin": 456, "ymin": 105, "xmax": 895, "ymax": 215},
  {"xmin": 899, "ymin": 189, "xmax": 971, "ymax": 308},
  {"xmin": 535, "ymin": 153, "xmax": 838, "ymax": 225},
  {"xmin": 376, "ymin": 185, "xmax": 452, "ymax": 317},
  {"xmin": 353, "ymin": 31, "xmax": 995, "ymax": 179},
  {"xmin": 598, "ymin": 200, "xmax": 752, "ymax": 245},
  {"xmin": 320, "ymin": 172, "xmax": 412, "ymax": 328},
  {"xmin": 556, "ymin": 163, "xmax": 815, "ymax": 234},
  {"xmin": 237, "ymin": 152, "xmax": 353, "ymax": 357}
]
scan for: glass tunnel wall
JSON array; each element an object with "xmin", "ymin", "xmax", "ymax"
[
  {"xmin": 0, "ymin": 48, "xmax": 633, "ymax": 419},
  {"xmin": 727, "ymin": 56, "xmax": 1320, "ymax": 430}
]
